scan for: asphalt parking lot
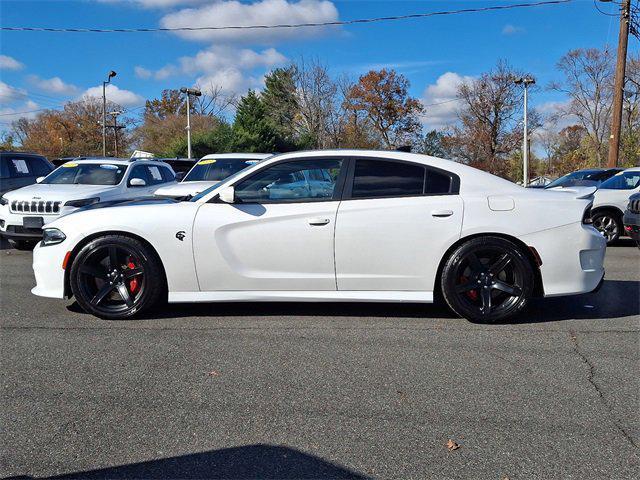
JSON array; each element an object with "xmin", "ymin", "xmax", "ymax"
[{"xmin": 0, "ymin": 240, "xmax": 638, "ymax": 479}]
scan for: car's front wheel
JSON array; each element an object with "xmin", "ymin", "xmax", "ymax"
[
  {"xmin": 441, "ymin": 236, "xmax": 535, "ymax": 323},
  {"xmin": 69, "ymin": 235, "xmax": 165, "ymax": 319},
  {"xmin": 592, "ymin": 211, "xmax": 622, "ymax": 244}
]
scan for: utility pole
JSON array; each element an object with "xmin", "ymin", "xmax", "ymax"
[
  {"xmin": 108, "ymin": 111, "xmax": 124, "ymax": 157},
  {"xmin": 102, "ymin": 70, "xmax": 117, "ymax": 157},
  {"xmin": 514, "ymin": 76, "xmax": 536, "ymax": 186},
  {"xmin": 180, "ymin": 87, "xmax": 202, "ymax": 159},
  {"xmin": 607, "ymin": 0, "xmax": 631, "ymax": 168}
]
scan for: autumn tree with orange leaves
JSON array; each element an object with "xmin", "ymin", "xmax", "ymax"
[{"xmin": 343, "ymin": 69, "xmax": 424, "ymax": 149}]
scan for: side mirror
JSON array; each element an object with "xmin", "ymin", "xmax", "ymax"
[
  {"xmin": 36, "ymin": 177, "xmax": 45, "ymax": 183},
  {"xmin": 175, "ymin": 171, "xmax": 186, "ymax": 182},
  {"xmin": 218, "ymin": 186, "xmax": 235, "ymax": 203},
  {"xmin": 129, "ymin": 178, "xmax": 147, "ymax": 187}
]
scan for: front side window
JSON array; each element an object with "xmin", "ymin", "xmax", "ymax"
[
  {"xmin": 43, "ymin": 163, "xmax": 127, "ymax": 185},
  {"xmin": 8, "ymin": 157, "xmax": 32, "ymax": 177},
  {"xmin": 185, "ymin": 158, "xmax": 260, "ymax": 182},
  {"xmin": 234, "ymin": 159, "xmax": 343, "ymax": 203},
  {"xmin": 146, "ymin": 165, "xmax": 165, "ymax": 185},
  {"xmin": 599, "ymin": 171, "xmax": 640, "ymax": 190}
]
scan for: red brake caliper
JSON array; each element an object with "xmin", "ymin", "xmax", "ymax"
[
  {"xmin": 127, "ymin": 258, "xmax": 140, "ymax": 294},
  {"xmin": 460, "ymin": 276, "xmax": 478, "ymax": 301}
]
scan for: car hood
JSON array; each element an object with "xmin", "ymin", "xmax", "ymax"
[
  {"xmin": 154, "ymin": 181, "xmax": 216, "ymax": 197},
  {"xmin": 2, "ymin": 183, "xmax": 116, "ymax": 201}
]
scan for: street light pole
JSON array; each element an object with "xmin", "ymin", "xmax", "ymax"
[
  {"xmin": 515, "ymin": 76, "xmax": 536, "ymax": 186},
  {"xmin": 108, "ymin": 111, "xmax": 123, "ymax": 157},
  {"xmin": 102, "ymin": 70, "xmax": 117, "ymax": 157},
  {"xmin": 180, "ymin": 87, "xmax": 202, "ymax": 159}
]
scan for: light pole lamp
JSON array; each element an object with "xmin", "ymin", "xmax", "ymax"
[
  {"xmin": 180, "ymin": 87, "xmax": 202, "ymax": 159},
  {"xmin": 514, "ymin": 76, "xmax": 535, "ymax": 186},
  {"xmin": 102, "ymin": 70, "xmax": 117, "ymax": 157}
]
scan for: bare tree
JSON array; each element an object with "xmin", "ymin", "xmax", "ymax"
[
  {"xmin": 549, "ymin": 48, "xmax": 614, "ymax": 166},
  {"xmin": 193, "ymin": 83, "xmax": 236, "ymax": 117}
]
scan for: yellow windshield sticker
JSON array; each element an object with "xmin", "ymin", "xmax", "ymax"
[
  {"xmin": 615, "ymin": 171, "xmax": 624, "ymax": 176},
  {"xmin": 198, "ymin": 159, "xmax": 217, "ymax": 165},
  {"xmin": 63, "ymin": 162, "xmax": 78, "ymax": 168}
]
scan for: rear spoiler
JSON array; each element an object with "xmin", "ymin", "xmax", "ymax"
[{"xmin": 556, "ymin": 186, "xmax": 598, "ymax": 200}]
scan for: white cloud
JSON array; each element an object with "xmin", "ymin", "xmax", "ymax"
[
  {"xmin": 502, "ymin": 24, "xmax": 525, "ymax": 35},
  {"xmin": 139, "ymin": 45, "xmax": 287, "ymax": 94},
  {"xmin": 27, "ymin": 75, "xmax": 79, "ymax": 95},
  {"xmin": 420, "ymin": 72, "xmax": 474, "ymax": 130},
  {"xmin": 82, "ymin": 84, "xmax": 144, "ymax": 107},
  {"xmin": 0, "ymin": 55, "xmax": 24, "ymax": 71},
  {"xmin": 0, "ymin": 100, "xmax": 40, "ymax": 123},
  {"xmin": 134, "ymin": 66, "xmax": 153, "ymax": 79},
  {"xmin": 0, "ymin": 81, "xmax": 27, "ymax": 103},
  {"xmin": 160, "ymin": 0, "xmax": 339, "ymax": 44}
]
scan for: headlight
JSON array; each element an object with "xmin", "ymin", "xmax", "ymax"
[
  {"xmin": 42, "ymin": 228, "xmax": 66, "ymax": 246},
  {"xmin": 64, "ymin": 197, "xmax": 100, "ymax": 208},
  {"xmin": 0, "ymin": 196, "xmax": 7, "ymax": 206}
]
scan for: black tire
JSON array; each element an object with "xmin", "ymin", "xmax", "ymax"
[
  {"xmin": 441, "ymin": 236, "xmax": 535, "ymax": 323},
  {"xmin": 69, "ymin": 235, "xmax": 165, "ymax": 320},
  {"xmin": 592, "ymin": 211, "xmax": 622, "ymax": 244},
  {"xmin": 8, "ymin": 239, "xmax": 37, "ymax": 250}
]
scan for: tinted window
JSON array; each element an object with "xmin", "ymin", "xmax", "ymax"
[
  {"xmin": 161, "ymin": 166, "xmax": 175, "ymax": 182},
  {"xmin": 146, "ymin": 165, "xmax": 165, "ymax": 185},
  {"xmin": 235, "ymin": 159, "xmax": 343, "ymax": 203},
  {"xmin": 352, "ymin": 160, "xmax": 425, "ymax": 198},
  {"xmin": 43, "ymin": 163, "xmax": 127, "ymax": 185},
  {"xmin": 599, "ymin": 171, "xmax": 640, "ymax": 190},
  {"xmin": 426, "ymin": 170, "xmax": 452, "ymax": 194},
  {"xmin": 0, "ymin": 157, "xmax": 9, "ymax": 179},
  {"xmin": 28, "ymin": 157, "xmax": 52, "ymax": 177},
  {"xmin": 129, "ymin": 165, "xmax": 149, "ymax": 185}
]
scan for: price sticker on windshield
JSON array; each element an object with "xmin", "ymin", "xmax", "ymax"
[
  {"xmin": 63, "ymin": 163, "xmax": 78, "ymax": 168},
  {"xmin": 198, "ymin": 159, "xmax": 217, "ymax": 165}
]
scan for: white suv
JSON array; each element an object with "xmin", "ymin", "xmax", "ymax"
[
  {"xmin": 0, "ymin": 157, "xmax": 177, "ymax": 249},
  {"xmin": 591, "ymin": 166, "xmax": 640, "ymax": 243}
]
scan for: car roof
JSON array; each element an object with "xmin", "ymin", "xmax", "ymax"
[
  {"xmin": 60, "ymin": 157, "xmax": 168, "ymax": 166},
  {"xmin": 200, "ymin": 153, "xmax": 272, "ymax": 160},
  {"xmin": 622, "ymin": 166, "xmax": 640, "ymax": 172}
]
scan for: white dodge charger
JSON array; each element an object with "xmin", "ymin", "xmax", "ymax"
[{"xmin": 31, "ymin": 150, "xmax": 606, "ymax": 322}]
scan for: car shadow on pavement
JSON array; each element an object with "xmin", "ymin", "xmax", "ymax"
[{"xmin": 7, "ymin": 444, "xmax": 369, "ymax": 480}]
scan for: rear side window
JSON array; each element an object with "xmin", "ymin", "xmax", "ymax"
[
  {"xmin": 28, "ymin": 157, "xmax": 52, "ymax": 177},
  {"xmin": 426, "ymin": 170, "xmax": 452, "ymax": 194},
  {"xmin": 8, "ymin": 157, "xmax": 32, "ymax": 177},
  {"xmin": 351, "ymin": 160, "xmax": 425, "ymax": 198}
]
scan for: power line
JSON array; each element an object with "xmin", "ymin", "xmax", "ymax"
[{"xmin": 1, "ymin": 0, "xmax": 574, "ymax": 33}]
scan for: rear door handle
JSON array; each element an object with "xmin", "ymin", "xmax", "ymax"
[
  {"xmin": 431, "ymin": 210, "xmax": 454, "ymax": 218},
  {"xmin": 307, "ymin": 218, "xmax": 330, "ymax": 226}
]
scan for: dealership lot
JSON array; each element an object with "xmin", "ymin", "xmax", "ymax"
[{"xmin": 1, "ymin": 241, "xmax": 638, "ymax": 479}]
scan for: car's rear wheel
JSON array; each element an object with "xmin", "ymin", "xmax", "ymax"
[
  {"xmin": 70, "ymin": 235, "xmax": 164, "ymax": 320},
  {"xmin": 592, "ymin": 211, "xmax": 621, "ymax": 244},
  {"xmin": 441, "ymin": 237, "xmax": 534, "ymax": 323}
]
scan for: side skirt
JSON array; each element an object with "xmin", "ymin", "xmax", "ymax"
[{"xmin": 168, "ymin": 291, "xmax": 434, "ymax": 303}]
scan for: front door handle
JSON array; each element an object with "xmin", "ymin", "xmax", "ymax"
[
  {"xmin": 307, "ymin": 218, "xmax": 330, "ymax": 226},
  {"xmin": 431, "ymin": 210, "xmax": 454, "ymax": 218}
]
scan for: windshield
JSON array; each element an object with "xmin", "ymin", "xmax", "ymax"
[
  {"xmin": 184, "ymin": 158, "xmax": 261, "ymax": 182},
  {"xmin": 43, "ymin": 163, "xmax": 127, "ymax": 185},
  {"xmin": 189, "ymin": 165, "xmax": 254, "ymax": 202},
  {"xmin": 545, "ymin": 170, "xmax": 602, "ymax": 189},
  {"xmin": 599, "ymin": 171, "xmax": 640, "ymax": 190}
]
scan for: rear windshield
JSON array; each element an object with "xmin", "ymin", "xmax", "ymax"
[
  {"xmin": 43, "ymin": 163, "xmax": 127, "ymax": 185},
  {"xmin": 545, "ymin": 170, "xmax": 602, "ymax": 189},
  {"xmin": 184, "ymin": 158, "xmax": 260, "ymax": 182}
]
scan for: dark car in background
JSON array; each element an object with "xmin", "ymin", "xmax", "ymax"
[
  {"xmin": 544, "ymin": 168, "xmax": 623, "ymax": 189},
  {"xmin": 0, "ymin": 152, "xmax": 55, "ymax": 197},
  {"xmin": 623, "ymin": 192, "xmax": 640, "ymax": 247}
]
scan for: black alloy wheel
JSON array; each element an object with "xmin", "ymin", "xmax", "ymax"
[
  {"xmin": 441, "ymin": 237, "xmax": 534, "ymax": 323},
  {"xmin": 70, "ymin": 235, "xmax": 164, "ymax": 319}
]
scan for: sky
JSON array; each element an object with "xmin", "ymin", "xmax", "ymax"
[{"xmin": 0, "ymin": 0, "xmax": 635, "ymax": 135}]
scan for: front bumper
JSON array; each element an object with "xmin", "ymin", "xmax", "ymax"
[
  {"xmin": 0, "ymin": 205, "xmax": 61, "ymax": 241},
  {"xmin": 31, "ymin": 241, "xmax": 68, "ymax": 299},
  {"xmin": 521, "ymin": 222, "xmax": 606, "ymax": 297}
]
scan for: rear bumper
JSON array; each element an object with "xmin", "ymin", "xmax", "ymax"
[
  {"xmin": 521, "ymin": 223, "xmax": 606, "ymax": 297},
  {"xmin": 623, "ymin": 211, "xmax": 640, "ymax": 241}
]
